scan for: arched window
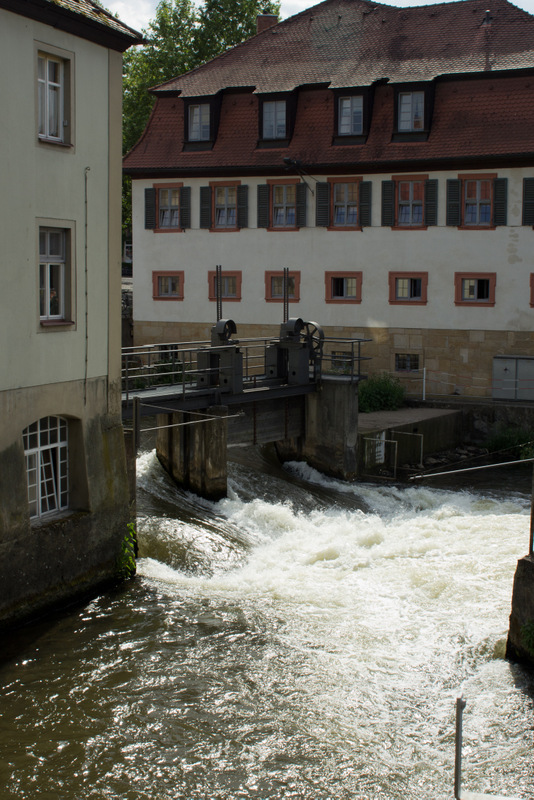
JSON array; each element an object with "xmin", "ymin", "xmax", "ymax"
[{"xmin": 23, "ymin": 416, "xmax": 68, "ymax": 519}]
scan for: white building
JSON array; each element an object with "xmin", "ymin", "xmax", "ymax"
[
  {"xmin": 0, "ymin": 0, "xmax": 141, "ymax": 624},
  {"xmin": 124, "ymin": 0, "xmax": 534, "ymax": 400}
]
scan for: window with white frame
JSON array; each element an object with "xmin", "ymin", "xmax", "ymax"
[
  {"xmin": 263, "ymin": 100, "xmax": 286, "ymax": 139},
  {"xmin": 338, "ymin": 95, "xmax": 363, "ymax": 136},
  {"xmin": 23, "ymin": 416, "xmax": 68, "ymax": 519},
  {"xmin": 214, "ymin": 186, "xmax": 237, "ymax": 228},
  {"xmin": 398, "ymin": 91, "xmax": 424, "ymax": 131},
  {"xmin": 189, "ymin": 103, "xmax": 210, "ymax": 141},
  {"xmin": 39, "ymin": 228, "xmax": 66, "ymax": 321},
  {"xmin": 38, "ymin": 53, "xmax": 65, "ymax": 141}
]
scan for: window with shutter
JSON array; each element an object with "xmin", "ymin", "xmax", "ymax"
[
  {"xmin": 262, "ymin": 180, "xmax": 304, "ymax": 230},
  {"xmin": 523, "ymin": 178, "xmax": 534, "ymax": 226},
  {"xmin": 317, "ymin": 178, "xmax": 371, "ymax": 229},
  {"xmin": 382, "ymin": 176, "xmax": 436, "ymax": 228},
  {"xmin": 448, "ymin": 174, "xmax": 506, "ymax": 228},
  {"xmin": 145, "ymin": 183, "xmax": 190, "ymax": 231}
]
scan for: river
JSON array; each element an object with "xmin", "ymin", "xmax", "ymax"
[{"xmin": 1, "ymin": 445, "xmax": 533, "ymax": 800}]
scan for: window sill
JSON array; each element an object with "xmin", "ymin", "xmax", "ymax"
[
  {"xmin": 153, "ymin": 296, "xmax": 184, "ymax": 301},
  {"xmin": 458, "ymin": 225, "xmax": 495, "ymax": 231},
  {"xmin": 266, "ymin": 298, "xmax": 299, "ymax": 303},
  {"xmin": 209, "ymin": 296, "xmax": 241, "ymax": 302},
  {"xmin": 391, "ymin": 225, "xmax": 428, "ymax": 231},
  {"xmin": 454, "ymin": 301, "xmax": 495, "ymax": 307},
  {"xmin": 267, "ymin": 226, "xmax": 299, "ymax": 232},
  {"xmin": 153, "ymin": 227, "xmax": 183, "ymax": 233},
  {"xmin": 325, "ymin": 298, "xmax": 360, "ymax": 304},
  {"xmin": 327, "ymin": 225, "xmax": 362, "ymax": 232},
  {"xmin": 210, "ymin": 226, "xmax": 240, "ymax": 233},
  {"xmin": 389, "ymin": 300, "xmax": 427, "ymax": 306},
  {"xmin": 37, "ymin": 137, "xmax": 73, "ymax": 148},
  {"xmin": 40, "ymin": 319, "xmax": 75, "ymax": 328}
]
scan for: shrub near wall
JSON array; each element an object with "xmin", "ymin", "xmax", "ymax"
[{"xmin": 358, "ymin": 374, "xmax": 405, "ymax": 413}]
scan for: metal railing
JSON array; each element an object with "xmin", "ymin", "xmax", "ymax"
[{"xmin": 121, "ymin": 334, "xmax": 371, "ymax": 404}]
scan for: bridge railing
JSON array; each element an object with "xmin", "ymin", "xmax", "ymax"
[{"xmin": 121, "ymin": 334, "xmax": 371, "ymax": 401}]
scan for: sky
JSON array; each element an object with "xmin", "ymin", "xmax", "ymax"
[{"xmin": 106, "ymin": 0, "xmax": 534, "ymax": 36}]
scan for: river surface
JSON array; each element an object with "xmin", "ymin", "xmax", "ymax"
[{"xmin": 1, "ymin": 446, "xmax": 533, "ymax": 800}]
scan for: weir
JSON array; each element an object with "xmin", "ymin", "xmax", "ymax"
[{"xmin": 123, "ymin": 318, "xmax": 367, "ymax": 499}]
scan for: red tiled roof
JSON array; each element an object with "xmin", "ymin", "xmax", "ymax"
[
  {"xmin": 154, "ymin": 0, "xmax": 534, "ymax": 97},
  {"xmin": 123, "ymin": 74, "xmax": 534, "ymax": 174}
]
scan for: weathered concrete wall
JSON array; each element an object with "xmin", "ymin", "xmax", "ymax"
[
  {"xmin": 156, "ymin": 407, "xmax": 228, "ymax": 500},
  {"xmin": 506, "ymin": 555, "xmax": 534, "ymax": 666},
  {"xmin": 276, "ymin": 378, "xmax": 359, "ymax": 480},
  {"xmin": 0, "ymin": 378, "xmax": 130, "ymax": 627}
]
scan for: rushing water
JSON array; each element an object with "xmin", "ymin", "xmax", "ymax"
[{"xmin": 1, "ymin": 446, "xmax": 533, "ymax": 800}]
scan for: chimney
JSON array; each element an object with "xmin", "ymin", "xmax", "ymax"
[{"xmin": 257, "ymin": 13, "xmax": 278, "ymax": 34}]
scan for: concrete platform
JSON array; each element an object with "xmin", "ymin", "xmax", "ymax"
[{"xmin": 358, "ymin": 406, "xmax": 461, "ymax": 433}]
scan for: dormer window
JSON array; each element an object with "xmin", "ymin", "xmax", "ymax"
[
  {"xmin": 393, "ymin": 84, "xmax": 433, "ymax": 141},
  {"xmin": 263, "ymin": 100, "xmax": 286, "ymax": 139},
  {"xmin": 189, "ymin": 103, "xmax": 210, "ymax": 141},
  {"xmin": 258, "ymin": 93, "xmax": 295, "ymax": 147},
  {"xmin": 398, "ymin": 91, "xmax": 424, "ymax": 131},
  {"xmin": 338, "ymin": 96, "xmax": 363, "ymax": 136}
]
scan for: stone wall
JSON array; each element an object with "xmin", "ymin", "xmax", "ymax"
[{"xmin": 134, "ymin": 321, "xmax": 534, "ymax": 400}]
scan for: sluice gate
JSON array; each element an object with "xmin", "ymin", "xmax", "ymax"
[{"xmin": 122, "ymin": 318, "xmax": 370, "ymax": 499}]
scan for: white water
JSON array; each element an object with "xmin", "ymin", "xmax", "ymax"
[{"xmin": 135, "ymin": 450, "xmax": 534, "ymax": 800}]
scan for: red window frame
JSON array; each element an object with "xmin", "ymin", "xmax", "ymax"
[
  {"xmin": 152, "ymin": 182, "xmax": 184, "ymax": 232},
  {"xmin": 454, "ymin": 272, "xmax": 496, "ymax": 306},
  {"xmin": 209, "ymin": 181, "xmax": 240, "ymax": 232},
  {"xmin": 325, "ymin": 271, "xmax": 362, "ymax": 304},
  {"xmin": 388, "ymin": 271, "xmax": 428, "ymax": 305},
  {"xmin": 392, "ymin": 174, "xmax": 427, "ymax": 229},
  {"xmin": 267, "ymin": 178, "xmax": 300, "ymax": 231},
  {"xmin": 458, "ymin": 173, "xmax": 496, "ymax": 230},
  {"xmin": 328, "ymin": 178, "xmax": 362, "ymax": 231},
  {"xmin": 152, "ymin": 271, "xmax": 184, "ymax": 301},
  {"xmin": 265, "ymin": 270, "xmax": 301, "ymax": 302},
  {"xmin": 207, "ymin": 270, "xmax": 242, "ymax": 302}
]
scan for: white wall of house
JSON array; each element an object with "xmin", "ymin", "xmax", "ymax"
[
  {"xmin": 0, "ymin": 11, "xmax": 116, "ymax": 393},
  {"xmin": 131, "ymin": 167, "xmax": 534, "ymax": 336}
]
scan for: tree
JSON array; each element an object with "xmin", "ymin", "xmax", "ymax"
[{"xmin": 122, "ymin": 0, "xmax": 280, "ymax": 237}]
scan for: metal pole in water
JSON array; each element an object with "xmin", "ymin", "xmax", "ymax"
[{"xmin": 454, "ymin": 695, "xmax": 465, "ymax": 799}]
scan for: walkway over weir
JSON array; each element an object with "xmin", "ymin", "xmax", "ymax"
[
  {"xmin": 121, "ymin": 320, "xmax": 370, "ymax": 499},
  {"xmin": 121, "ymin": 319, "xmax": 370, "ymax": 420}
]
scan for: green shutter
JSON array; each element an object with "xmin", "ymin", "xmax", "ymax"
[
  {"xmin": 237, "ymin": 185, "xmax": 248, "ymax": 228},
  {"xmin": 493, "ymin": 178, "xmax": 507, "ymax": 226},
  {"xmin": 180, "ymin": 186, "xmax": 191, "ymax": 229},
  {"xmin": 381, "ymin": 180, "xmax": 395, "ymax": 227},
  {"xmin": 145, "ymin": 188, "xmax": 156, "ymax": 229},
  {"xmin": 424, "ymin": 179, "xmax": 438, "ymax": 226},
  {"xmin": 257, "ymin": 184, "xmax": 269, "ymax": 228},
  {"xmin": 296, "ymin": 183, "xmax": 307, "ymax": 228},
  {"xmin": 446, "ymin": 179, "xmax": 461, "ymax": 227},
  {"xmin": 359, "ymin": 181, "xmax": 372, "ymax": 227},
  {"xmin": 523, "ymin": 178, "xmax": 534, "ymax": 225},
  {"xmin": 200, "ymin": 186, "xmax": 211, "ymax": 229},
  {"xmin": 315, "ymin": 182, "xmax": 330, "ymax": 227}
]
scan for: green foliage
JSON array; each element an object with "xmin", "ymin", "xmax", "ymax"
[
  {"xmin": 484, "ymin": 426, "xmax": 534, "ymax": 458},
  {"xmin": 521, "ymin": 619, "xmax": 534, "ymax": 656},
  {"xmin": 358, "ymin": 373, "xmax": 406, "ymax": 413},
  {"xmin": 116, "ymin": 523, "xmax": 137, "ymax": 581},
  {"xmin": 122, "ymin": 0, "xmax": 280, "ymax": 156}
]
